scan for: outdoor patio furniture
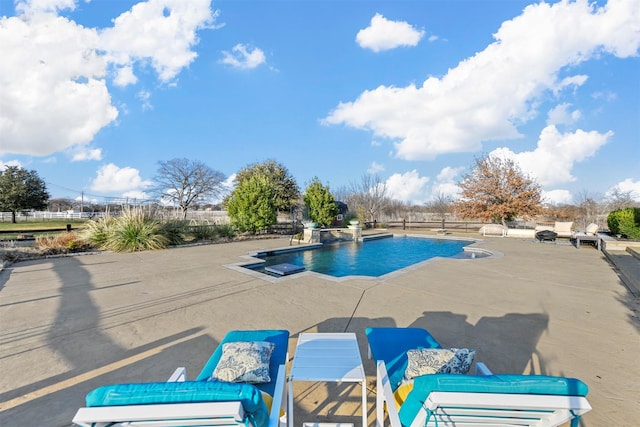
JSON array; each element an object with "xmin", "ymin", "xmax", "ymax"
[
  {"xmin": 553, "ymin": 221, "xmax": 574, "ymax": 238},
  {"xmin": 479, "ymin": 224, "xmax": 507, "ymax": 237},
  {"xmin": 72, "ymin": 329, "xmax": 289, "ymax": 427},
  {"xmin": 572, "ymin": 223, "xmax": 601, "ymax": 250},
  {"xmin": 536, "ymin": 230, "xmax": 558, "ymax": 242},
  {"xmin": 365, "ymin": 327, "xmax": 591, "ymax": 427}
]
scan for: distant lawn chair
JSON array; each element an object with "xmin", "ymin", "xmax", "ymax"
[
  {"xmin": 553, "ymin": 221, "xmax": 574, "ymax": 239},
  {"xmin": 366, "ymin": 327, "xmax": 591, "ymax": 427},
  {"xmin": 73, "ymin": 329, "xmax": 289, "ymax": 427}
]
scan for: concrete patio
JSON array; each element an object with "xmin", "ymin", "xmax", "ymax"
[{"xmin": 0, "ymin": 233, "xmax": 638, "ymax": 426}]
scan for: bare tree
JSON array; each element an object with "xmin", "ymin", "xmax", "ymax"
[
  {"xmin": 605, "ymin": 188, "xmax": 637, "ymax": 211},
  {"xmin": 152, "ymin": 158, "xmax": 226, "ymax": 219},
  {"xmin": 345, "ymin": 174, "xmax": 389, "ymax": 224},
  {"xmin": 428, "ymin": 192, "xmax": 453, "ymax": 229},
  {"xmin": 454, "ymin": 154, "xmax": 542, "ymax": 226}
]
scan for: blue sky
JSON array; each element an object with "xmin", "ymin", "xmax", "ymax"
[{"xmin": 1, "ymin": 0, "xmax": 639, "ymax": 206}]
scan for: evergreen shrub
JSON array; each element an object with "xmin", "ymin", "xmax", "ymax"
[{"xmin": 607, "ymin": 208, "xmax": 640, "ymax": 239}]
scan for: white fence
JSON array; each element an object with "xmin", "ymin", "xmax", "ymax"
[{"xmin": 0, "ymin": 210, "xmax": 231, "ymax": 223}]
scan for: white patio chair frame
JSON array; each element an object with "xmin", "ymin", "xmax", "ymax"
[
  {"xmin": 72, "ymin": 364, "xmax": 287, "ymax": 427},
  {"xmin": 374, "ymin": 360, "xmax": 591, "ymax": 427}
]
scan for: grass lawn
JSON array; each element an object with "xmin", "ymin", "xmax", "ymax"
[
  {"xmin": 0, "ymin": 220, "xmax": 88, "ymax": 239},
  {"xmin": 0, "ymin": 219, "xmax": 87, "ymax": 231}
]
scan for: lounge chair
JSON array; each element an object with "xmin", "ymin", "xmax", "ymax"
[
  {"xmin": 553, "ymin": 221, "xmax": 574, "ymax": 238},
  {"xmin": 583, "ymin": 223, "xmax": 599, "ymax": 236},
  {"xmin": 366, "ymin": 327, "xmax": 591, "ymax": 427},
  {"xmin": 73, "ymin": 329, "xmax": 290, "ymax": 427}
]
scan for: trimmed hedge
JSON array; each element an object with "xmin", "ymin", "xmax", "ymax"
[{"xmin": 607, "ymin": 208, "xmax": 640, "ymax": 239}]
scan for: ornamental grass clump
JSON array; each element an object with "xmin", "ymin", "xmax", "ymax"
[
  {"xmin": 159, "ymin": 219, "xmax": 189, "ymax": 245},
  {"xmin": 35, "ymin": 232, "xmax": 93, "ymax": 255},
  {"xmin": 82, "ymin": 217, "xmax": 116, "ymax": 247},
  {"xmin": 215, "ymin": 223, "xmax": 236, "ymax": 240},
  {"xmin": 103, "ymin": 209, "xmax": 168, "ymax": 252}
]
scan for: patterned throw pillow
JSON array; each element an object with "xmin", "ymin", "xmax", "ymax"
[
  {"xmin": 211, "ymin": 341, "xmax": 275, "ymax": 384},
  {"xmin": 404, "ymin": 348, "xmax": 475, "ymax": 381}
]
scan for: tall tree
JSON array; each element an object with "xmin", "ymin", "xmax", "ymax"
[
  {"xmin": 428, "ymin": 192, "xmax": 453, "ymax": 229},
  {"xmin": 234, "ymin": 160, "xmax": 300, "ymax": 213},
  {"xmin": 454, "ymin": 155, "xmax": 542, "ymax": 225},
  {"xmin": 574, "ymin": 190, "xmax": 605, "ymax": 229},
  {"xmin": 226, "ymin": 175, "xmax": 277, "ymax": 233},
  {"xmin": 0, "ymin": 166, "xmax": 50, "ymax": 223},
  {"xmin": 303, "ymin": 177, "xmax": 339, "ymax": 227},
  {"xmin": 345, "ymin": 174, "xmax": 389, "ymax": 223},
  {"xmin": 152, "ymin": 158, "xmax": 226, "ymax": 219},
  {"xmin": 606, "ymin": 188, "xmax": 637, "ymax": 211}
]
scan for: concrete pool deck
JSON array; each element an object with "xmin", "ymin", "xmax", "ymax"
[{"xmin": 0, "ymin": 233, "xmax": 638, "ymax": 426}]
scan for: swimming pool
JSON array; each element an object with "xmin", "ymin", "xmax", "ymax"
[{"xmin": 244, "ymin": 235, "xmax": 479, "ymax": 278}]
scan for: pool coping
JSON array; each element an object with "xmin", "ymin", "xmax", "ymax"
[{"xmin": 224, "ymin": 233, "xmax": 502, "ymax": 283}]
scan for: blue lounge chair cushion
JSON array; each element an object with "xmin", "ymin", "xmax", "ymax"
[
  {"xmin": 196, "ymin": 329, "xmax": 289, "ymax": 397},
  {"xmin": 398, "ymin": 374, "xmax": 589, "ymax": 427},
  {"xmin": 86, "ymin": 381, "xmax": 269, "ymax": 427},
  {"xmin": 366, "ymin": 327, "xmax": 442, "ymax": 391}
]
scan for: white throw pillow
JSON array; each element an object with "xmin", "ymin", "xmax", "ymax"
[
  {"xmin": 211, "ymin": 341, "xmax": 274, "ymax": 384},
  {"xmin": 404, "ymin": 348, "xmax": 475, "ymax": 381}
]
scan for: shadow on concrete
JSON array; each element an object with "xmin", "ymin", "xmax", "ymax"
[
  {"xmin": 291, "ymin": 311, "xmax": 549, "ymax": 427},
  {"xmin": 617, "ymin": 283, "xmax": 640, "ymax": 335},
  {"xmin": 36, "ymin": 256, "xmax": 125, "ymax": 376},
  {"xmin": 1, "ymin": 329, "xmax": 213, "ymax": 427}
]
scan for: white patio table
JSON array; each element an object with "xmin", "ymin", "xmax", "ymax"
[{"xmin": 288, "ymin": 333, "xmax": 367, "ymax": 427}]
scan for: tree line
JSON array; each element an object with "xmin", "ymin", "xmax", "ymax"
[{"xmin": 1, "ymin": 156, "xmax": 637, "ymax": 231}]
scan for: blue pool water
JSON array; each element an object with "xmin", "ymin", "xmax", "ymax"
[{"xmin": 248, "ymin": 236, "xmax": 474, "ymax": 278}]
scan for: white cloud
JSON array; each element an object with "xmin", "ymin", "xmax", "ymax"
[
  {"xmin": 210, "ymin": 173, "xmax": 236, "ymax": 204},
  {"xmin": 75, "ymin": 194, "xmax": 98, "ymax": 204},
  {"xmin": 220, "ymin": 44, "xmax": 266, "ymax": 69},
  {"xmin": 121, "ymin": 190, "xmax": 149, "ymax": 201},
  {"xmin": 0, "ymin": 0, "xmax": 218, "ymax": 158},
  {"xmin": 113, "ymin": 65, "xmax": 137, "ymax": 87},
  {"xmin": 90, "ymin": 163, "xmax": 152, "ymax": 194},
  {"xmin": 15, "ymin": 0, "xmax": 76, "ymax": 15},
  {"xmin": 547, "ymin": 103, "xmax": 581, "ymax": 126},
  {"xmin": 0, "ymin": 159, "xmax": 23, "ymax": 170},
  {"xmin": 137, "ymin": 90, "xmax": 153, "ymax": 111},
  {"xmin": 490, "ymin": 125, "xmax": 612, "ymax": 187},
  {"xmin": 222, "ymin": 173, "xmax": 236, "ymax": 190},
  {"xmin": 542, "ymin": 189, "xmax": 574, "ymax": 205},
  {"xmin": 385, "ymin": 170, "xmax": 430, "ymax": 204},
  {"xmin": 431, "ymin": 166, "xmax": 464, "ymax": 200},
  {"xmin": 608, "ymin": 178, "xmax": 640, "ymax": 201},
  {"xmin": 100, "ymin": 0, "xmax": 219, "ymax": 83},
  {"xmin": 71, "ymin": 146, "xmax": 102, "ymax": 161},
  {"xmin": 326, "ymin": 0, "xmax": 639, "ymax": 160},
  {"xmin": 367, "ymin": 161, "xmax": 385, "ymax": 174},
  {"xmin": 0, "ymin": 11, "xmax": 117, "ymax": 157},
  {"xmin": 356, "ymin": 13, "xmax": 424, "ymax": 52}
]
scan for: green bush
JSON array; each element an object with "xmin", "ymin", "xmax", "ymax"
[
  {"xmin": 227, "ymin": 175, "xmax": 277, "ymax": 233},
  {"xmin": 160, "ymin": 220, "xmax": 189, "ymax": 245},
  {"xmin": 190, "ymin": 224, "xmax": 217, "ymax": 241},
  {"xmin": 607, "ymin": 208, "xmax": 640, "ymax": 239},
  {"xmin": 215, "ymin": 223, "xmax": 236, "ymax": 239}
]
